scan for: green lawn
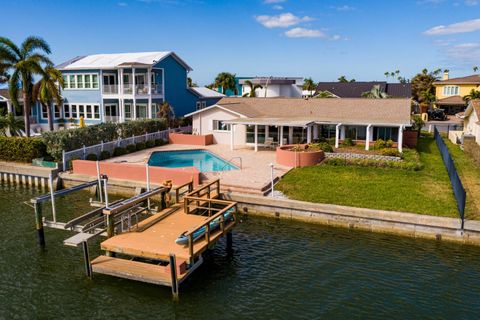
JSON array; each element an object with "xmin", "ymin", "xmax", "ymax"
[
  {"xmin": 445, "ymin": 138, "xmax": 480, "ymax": 220},
  {"xmin": 276, "ymin": 136, "xmax": 459, "ymax": 217}
]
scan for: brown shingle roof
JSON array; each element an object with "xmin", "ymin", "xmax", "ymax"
[
  {"xmin": 433, "ymin": 75, "xmax": 480, "ymax": 85},
  {"xmin": 214, "ymin": 97, "xmax": 411, "ymax": 125},
  {"xmin": 436, "ymin": 95, "xmax": 466, "ymax": 105}
]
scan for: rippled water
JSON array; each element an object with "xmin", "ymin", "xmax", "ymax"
[{"xmin": 1, "ymin": 184, "xmax": 480, "ymax": 319}]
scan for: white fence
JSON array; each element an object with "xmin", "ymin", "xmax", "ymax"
[{"xmin": 62, "ymin": 125, "xmax": 191, "ymax": 171}]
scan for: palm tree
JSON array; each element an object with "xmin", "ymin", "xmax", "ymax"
[
  {"xmin": 338, "ymin": 75, "xmax": 349, "ymax": 83},
  {"xmin": 214, "ymin": 72, "xmax": 236, "ymax": 95},
  {"xmin": 242, "ymin": 80, "xmax": 263, "ymax": 97},
  {"xmin": 0, "ymin": 112, "xmax": 24, "ymax": 136},
  {"xmin": 361, "ymin": 85, "xmax": 388, "ymax": 98},
  {"xmin": 0, "ymin": 69, "xmax": 9, "ymax": 84},
  {"xmin": 302, "ymin": 77, "xmax": 316, "ymax": 97},
  {"xmin": 158, "ymin": 101, "xmax": 174, "ymax": 127},
  {"xmin": 187, "ymin": 77, "xmax": 197, "ymax": 87},
  {"xmin": 33, "ymin": 66, "xmax": 64, "ymax": 131},
  {"xmin": 473, "ymin": 66, "xmax": 478, "ymax": 73},
  {"xmin": 463, "ymin": 89, "xmax": 480, "ymax": 102},
  {"xmin": 0, "ymin": 36, "xmax": 52, "ymax": 137},
  {"xmin": 314, "ymin": 91, "xmax": 336, "ymax": 98},
  {"xmin": 411, "ymin": 68, "xmax": 442, "ymax": 107}
]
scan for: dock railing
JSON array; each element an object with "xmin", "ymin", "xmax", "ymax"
[
  {"xmin": 184, "ymin": 179, "xmax": 220, "ymax": 206},
  {"xmin": 62, "ymin": 125, "xmax": 192, "ymax": 171}
]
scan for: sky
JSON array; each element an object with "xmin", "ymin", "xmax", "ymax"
[{"xmin": 1, "ymin": 0, "xmax": 480, "ymax": 85}]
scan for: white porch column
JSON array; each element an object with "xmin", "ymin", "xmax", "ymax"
[
  {"xmin": 230, "ymin": 124, "xmax": 235, "ymax": 150},
  {"xmin": 306, "ymin": 126, "xmax": 312, "ymax": 143},
  {"xmin": 288, "ymin": 127, "xmax": 293, "ymax": 144},
  {"xmin": 254, "ymin": 125, "xmax": 258, "ymax": 152},
  {"xmin": 119, "ymin": 99, "xmax": 124, "ymax": 123},
  {"xmin": 119, "ymin": 68, "xmax": 123, "ymax": 95},
  {"xmin": 398, "ymin": 125, "xmax": 404, "ymax": 153},
  {"xmin": 6, "ymin": 101, "xmax": 12, "ymax": 113},
  {"xmin": 279, "ymin": 126, "xmax": 284, "ymax": 146},
  {"xmin": 147, "ymin": 67, "xmax": 152, "ymax": 119},
  {"xmin": 132, "ymin": 67, "xmax": 136, "ymax": 119},
  {"xmin": 335, "ymin": 123, "xmax": 342, "ymax": 148},
  {"xmin": 365, "ymin": 124, "xmax": 372, "ymax": 151},
  {"xmin": 313, "ymin": 124, "xmax": 319, "ymax": 140}
]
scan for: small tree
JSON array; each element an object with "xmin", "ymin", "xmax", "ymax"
[
  {"xmin": 0, "ymin": 112, "xmax": 24, "ymax": 136},
  {"xmin": 463, "ymin": 89, "xmax": 480, "ymax": 102},
  {"xmin": 214, "ymin": 72, "xmax": 236, "ymax": 95},
  {"xmin": 242, "ymin": 80, "xmax": 262, "ymax": 97},
  {"xmin": 361, "ymin": 85, "xmax": 388, "ymax": 98},
  {"xmin": 33, "ymin": 66, "xmax": 64, "ymax": 131},
  {"xmin": 158, "ymin": 101, "xmax": 174, "ymax": 127}
]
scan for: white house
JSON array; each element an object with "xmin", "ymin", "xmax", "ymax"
[
  {"xmin": 240, "ymin": 77, "xmax": 303, "ymax": 98},
  {"xmin": 185, "ymin": 97, "xmax": 412, "ymax": 152},
  {"xmin": 464, "ymin": 100, "xmax": 480, "ymax": 145}
]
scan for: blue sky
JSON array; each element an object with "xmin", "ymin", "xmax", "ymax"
[{"xmin": 2, "ymin": 0, "xmax": 480, "ymax": 85}]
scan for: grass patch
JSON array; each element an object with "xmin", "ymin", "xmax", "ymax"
[
  {"xmin": 276, "ymin": 135, "xmax": 459, "ymax": 217},
  {"xmin": 444, "ymin": 138, "xmax": 480, "ymax": 220}
]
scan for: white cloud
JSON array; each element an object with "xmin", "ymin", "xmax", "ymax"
[
  {"xmin": 273, "ymin": 5, "xmax": 283, "ymax": 10},
  {"xmin": 264, "ymin": 0, "xmax": 285, "ymax": 3},
  {"xmin": 424, "ymin": 18, "xmax": 480, "ymax": 35},
  {"xmin": 333, "ymin": 5, "xmax": 354, "ymax": 11},
  {"xmin": 255, "ymin": 13, "xmax": 313, "ymax": 28},
  {"xmin": 446, "ymin": 42, "xmax": 480, "ymax": 62},
  {"xmin": 284, "ymin": 28, "xmax": 326, "ymax": 38},
  {"xmin": 465, "ymin": 0, "xmax": 478, "ymax": 5},
  {"xmin": 331, "ymin": 34, "xmax": 342, "ymax": 40}
]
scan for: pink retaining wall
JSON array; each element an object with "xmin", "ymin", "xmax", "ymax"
[
  {"xmin": 169, "ymin": 133, "xmax": 214, "ymax": 146},
  {"xmin": 72, "ymin": 160, "xmax": 200, "ymax": 186},
  {"xmin": 276, "ymin": 145, "xmax": 325, "ymax": 167}
]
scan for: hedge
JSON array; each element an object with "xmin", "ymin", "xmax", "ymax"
[
  {"xmin": 0, "ymin": 137, "xmax": 47, "ymax": 163},
  {"xmin": 42, "ymin": 118, "xmax": 167, "ymax": 161}
]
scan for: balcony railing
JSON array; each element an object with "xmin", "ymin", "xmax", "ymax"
[{"xmin": 103, "ymin": 85, "xmax": 118, "ymax": 94}]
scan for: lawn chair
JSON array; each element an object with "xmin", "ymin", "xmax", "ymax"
[{"xmin": 264, "ymin": 137, "xmax": 277, "ymax": 149}]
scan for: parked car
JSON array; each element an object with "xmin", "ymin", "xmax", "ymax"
[{"xmin": 428, "ymin": 108, "xmax": 448, "ymax": 121}]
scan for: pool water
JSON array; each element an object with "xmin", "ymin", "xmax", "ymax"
[{"xmin": 148, "ymin": 150, "xmax": 237, "ymax": 172}]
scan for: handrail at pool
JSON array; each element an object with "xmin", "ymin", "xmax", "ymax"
[{"xmin": 222, "ymin": 156, "xmax": 242, "ymax": 170}]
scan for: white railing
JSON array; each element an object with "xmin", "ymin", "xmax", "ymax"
[
  {"xmin": 61, "ymin": 125, "xmax": 192, "ymax": 171},
  {"xmin": 103, "ymin": 85, "xmax": 118, "ymax": 94},
  {"xmin": 123, "ymin": 84, "xmax": 133, "ymax": 94}
]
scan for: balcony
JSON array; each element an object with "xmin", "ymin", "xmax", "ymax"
[
  {"xmin": 101, "ymin": 83, "xmax": 163, "ymax": 95},
  {"xmin": 103, "ymin": 85, "xmax": 118, "ymax": 94}
]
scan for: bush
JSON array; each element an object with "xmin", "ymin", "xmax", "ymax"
[
  {"xmin": 146, "ymin": 140, "xmax": 156, "ymax": 148},
  {"xmin": 380, "ymin": 148, "xmax": 400, "ymax": 157},
  {"xmin": 113, "ymin": 147, "xmax": 127, "ymax": 157},
  {"xmin": 42, "ymin": 118, "xmax": 168, "ymax": 161},
  {"xmin": 374, "ymin": 139, "xmax": 387, "ymax": 149},
  {"xmin": 0, "ymin": 137, "xmax": 47, "ymax": 163},
  {"xmin": 342, "ymin": 138, "xmax": 355, "ymax": 146},
  {"xmin": 136, "ymin": 142, "xmax": 146, "ymax": 151},
  {"xmin": 86, "ymin": 153, "xmax": 98, "ymax": 161},
  {"xmin": 326, "ymin": 137, "xmax": 336, "ymax": 146},
  {"xmin": 126, "ymin": 144, "xmax": 137, "ymax": 153},
  {"xmin": 99, "ymin": 150, "xmax": 111, "ymax": 160},
  {"xmin": 386, "ymin": 139, "xmax": 394, "ymax": 148},
  {"xmin": 308, "ymin": 142, "xmax": 333, "ymax": 153},
  {"xmin": 155, "ymin": 139, "xmax": 166, "ymax": 146}
]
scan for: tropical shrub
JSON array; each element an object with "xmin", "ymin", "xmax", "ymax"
[
  {"xmin": 308, "ymin": 142, "xmax": 333, "ymax": 153},
  {"xmin": 136, "ymin": 142, "xmax": 146, "ymax": 151},
  {"xmin": 146, "ymin": 140, "xmax": 155, "ymax": 148},
  {"xmin": 155, "ymin": 139, "xmax": 166, "ymax": 146},
  {"xmin": 86, "ymin": 153, "xmax": 98, "ymax": 161},
  {"xmin": 380, "ymin": 148, "xmax": 400, "ymax": 157},
  {"xmin": 342, "ymin": 138, "xmax": 355, "ymax": 146},
  {"xmin": 113, "ymin": 147, "xmax": 127, "ymax": 157},
  {"xmin": 0, "ymin": 137, "xmax": 47, "ymax": 162},
  {"xmin": 126, "ymin": 144, "xmax": 137, "ymax": 153},
  {"xmin": 374, "ymin": 139, "xmax": 387, "ymax": 149},
  {"xmin": 99, "ymin": 150, "xmax": 111, "ymax": 160}
]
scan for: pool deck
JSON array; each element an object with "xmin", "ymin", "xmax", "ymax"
[{"xmin": 104, "ymin": 144, "xmax": 292, "ymax": 195}]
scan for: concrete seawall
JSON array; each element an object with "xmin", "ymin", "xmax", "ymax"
[
  {"xmin": 0, "ymin": 161, "xmax": 58, "ymax": 189},
  {"xmin": 223, "ymin": 193, "xmax": 480, "ymax": 245}
]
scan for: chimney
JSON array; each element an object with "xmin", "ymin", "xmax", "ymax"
[{"xmin": 443, "ymin": 70, "xmax": 449, "ymax": 80}]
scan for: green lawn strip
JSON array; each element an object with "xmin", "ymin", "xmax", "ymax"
[
  {"xmin": 276, "ymin": 136, "xmax": 459, "ymax": 218},
  {"xmin": 444, "ymin": 138, "xmax": 480, "ymax": 219}
]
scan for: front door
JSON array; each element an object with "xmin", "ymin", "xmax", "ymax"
[
  {"xmin": 104, "ymin": 104, "xmax": 118, "ymax": 122},
  {"xmin": 135, "ymin": 74, "xmax": 146, "ymax": 94}
]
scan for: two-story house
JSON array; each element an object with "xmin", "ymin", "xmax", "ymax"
[
  {"xmin": 29, "ymin": 51, "xmax": 221, "ymax": 130},
  {"xmin": 433, "ymin": 71, "xmax": 480, "ymax": 115}
]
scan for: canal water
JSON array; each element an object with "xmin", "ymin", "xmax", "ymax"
[{"xmin": 1, "ymin": 183, "xmax": 480, "ymax": 319}]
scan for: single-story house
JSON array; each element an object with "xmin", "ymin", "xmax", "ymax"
[
  {"xmin": 185, "ymin": 97, "xmax": 412, "ymax": 152},
  {"xmin": 315, "ymin": 81, "xmax": 412, "ymax": 98},
  {"xmin": 464, "ymin": 100, "xmax": 480, "ymax": 145}
]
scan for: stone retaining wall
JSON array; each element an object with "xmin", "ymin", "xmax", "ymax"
[{"xmin": 325, "ymin": 152, "xmax": 401, "ymax": 162}]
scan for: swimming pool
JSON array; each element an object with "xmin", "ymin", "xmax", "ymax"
[{"xmin": 148, "ymin": 150, "xmax": 238, "ymax": 172}]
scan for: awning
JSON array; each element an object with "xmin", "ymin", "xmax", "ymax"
[{"xmin": 222, "ymin": 118, "xmax": 316, "ymax": 127}]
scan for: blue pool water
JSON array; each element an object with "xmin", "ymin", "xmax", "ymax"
[{"xmin": 148, "ymin": 150, "xmax": 237, "ymax": 172}]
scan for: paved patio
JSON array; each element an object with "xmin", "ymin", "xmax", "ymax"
[{"xmin": 105, "ymin": 144, "xmax": 293, "ymax": 195}]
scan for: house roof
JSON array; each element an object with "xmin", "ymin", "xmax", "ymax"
[
  {"xmin": 57, "ymin": 51, "xmax": 193, "ymax": 71},
  {"xmin": 436, "ymin": 95, "xmax": 466, "ymax": 105},
  {"xmin": 188, "ymin": 87, "xmax": 225, "ymax": 98},
  {"xmin": 315, "ymin": 82, "xmax": 412, "ymax": 98},
  {"xmin": 465, "ymin": 100, "xmax": 480, "ymax": 119},
  {"xmin": 433, "ymin": 75, "xmax": 480, "ymax": 85},
  {"xmin": 186, "ymin": 97, "xmax": 411, "ymax": 126}
]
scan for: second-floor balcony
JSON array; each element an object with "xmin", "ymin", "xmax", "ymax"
[
  {"xmin": 103, "ymin": 84, "xmax": 163, "ymax": 95},
  {"xmin": 103, "ymin": 85, "xmax": 119, "ymax": 94}
]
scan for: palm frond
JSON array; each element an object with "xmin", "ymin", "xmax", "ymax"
[
  {"xmin": 0, "ymin": 37, "xmax": 21, "ymax": 59},
  {"xmin": 21, "ymin": 36, "xmax": 51, "ymax": 56}
]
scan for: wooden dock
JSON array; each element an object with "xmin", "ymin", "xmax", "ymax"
[{"xmin": 89, "ymin": 179, "xmax": 237, "ymax": 297}]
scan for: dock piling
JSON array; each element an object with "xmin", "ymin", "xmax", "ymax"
[
  {"xmin": 82, "ymin": 241, "xmax": 92, "ymax": 278},
  {"xmin": 169, "ymin": 254, "xmax": 179, "ymax": 299},
  {"xmin": 34, "ymin": 202, "xmax": 45, "ymax": 247},
  {"xmin": 226, "ymin": 231, "xmax": 233, "ymax": 253}
]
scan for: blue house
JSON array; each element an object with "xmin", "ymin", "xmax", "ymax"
[{"xmin": 29, "ymin": 51, "xmax": 219, "ymax": 130}]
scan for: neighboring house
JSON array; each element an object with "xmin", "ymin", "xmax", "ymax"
[
  {"xmin": 315, "ymin": 82, "xmax": 412, "ymax": 98},
  {"xmin": 185, "ymin": 97, "xmax": 411, "ymax": 152},
  {"xmin": 464, "ymin": 100, "xmax": 480, "ymax": 145},
  {"xmin": 0, "ymin": 88, "xmax": 36, "ymax": 121},
  {"xmin": 188, "ymin": 87, "xmax": 225, "ymax": 111},
  {"xmin": 433, "ymin": 71, "xmax": 480, "ymax": 115},
  {"xmin": 219, "ymin": 76, "xmax": 304, "ymax": 97},
  {"xmin": 24, "ymin": 51, "xmax": 202, "ymax": 130}
]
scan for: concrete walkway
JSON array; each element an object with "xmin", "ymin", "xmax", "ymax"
[{"xmin": 105, "ymin": 144, "xmax": 293, "ymax": 195}]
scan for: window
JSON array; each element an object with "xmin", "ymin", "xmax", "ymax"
[
  {"xmin": 63, "ymin": 104, "xmax": 70, "ymax": 118},
  {"xmin": 63, "ymin": 73, "xmax": 99, "ymax": 90},
  {"xmin": 71, "ymin": 105, "xmax": 78, "ymax": 118},
  {"xmin": 136, "ymin": 104, "xmax": 147, "ymax": 119},
  {"xmin": 196, "ymin": 101, "xmax": 202, "ymax": 110},
  {"xmin": 443, "ymin": 86, "xmax": 459, "ymax": 96},
  {"xmin": 375, "ymin": 127, "xmax": 399, "ymax": 142},
  {"xmin": 86, "ymin": 105, "xmax": 92, "ymax": 119},
  {"xmin": 151, "ymin": 103, "xmax": 160, "ymax": 118},
  {"xmin": 125, "ymin": 104, "xmax": 132, "ymax": 119},
  {"xmin": 79, "ymin": 105, "xmax": 85, "ymax": 118},
  {"xmin": 54, "ymin": 105, "xmax": 61, "ymax": 118},
  {"xmin": 213, "ymin": 120, "xmax": 231, "ymax": 131},
  {"xmin": 202, "ymin": 101, "xmax": 206, "ymax": 108},
  {"xmin": 41, "ymin": 105, "xmax": 48, "ymax": 119},
  {"xmin": 63, "ymin": 75, "xmax": 69, "ymax": 89},
  {"xmin": 94, "ymin": 105, "xmax": 100, "ymax": 119}
]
